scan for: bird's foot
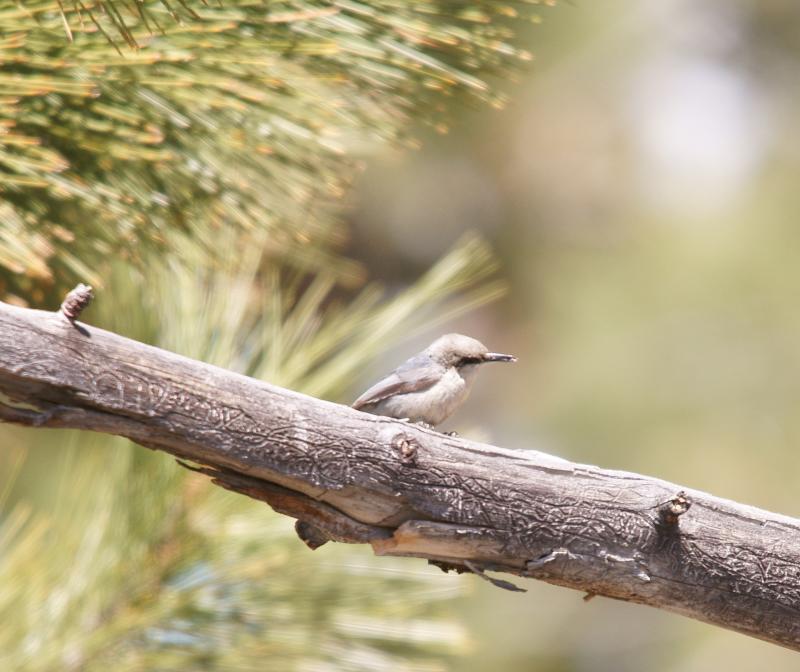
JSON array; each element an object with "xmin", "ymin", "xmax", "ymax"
[
  {"xmin": 443, "ymin": 430, "xmax": 459, "ymax": 437},
  {"xmin": 413, "ymin": 420, "xmax": 436, "ymax": 431}
]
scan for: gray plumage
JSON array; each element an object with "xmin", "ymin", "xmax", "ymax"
[{"xmin": 352, "ymin": 333, "xmax": 516, "ymax": 427}]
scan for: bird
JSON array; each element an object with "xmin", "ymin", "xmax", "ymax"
[{"xmin": 352, "ymin": 333, "xmax": 516, "ymax": 427}]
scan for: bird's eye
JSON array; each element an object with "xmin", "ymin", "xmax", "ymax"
[{"xmin": 459, "ymin": 356, "xmax": 483, "ymax": 366}]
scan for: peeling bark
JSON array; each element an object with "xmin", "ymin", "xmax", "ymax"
[{"xmin": 1, "ymin": 300, "xmax": 799, "ymax": 651}]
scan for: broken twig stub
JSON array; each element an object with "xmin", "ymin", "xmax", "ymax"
[
  {"xmin": 59, "ymin": 283, "xmax": 94, "ymax": 321},
  {"xmin": 659, "ymin": 490, "xmax": 692, "ymax": 526}
]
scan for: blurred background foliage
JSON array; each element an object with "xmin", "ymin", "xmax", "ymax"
[
  {"xmin": 3, "ymin": 0, "xmax": 800, "ymax": 670},
  {"xmin": 349, "ymin": 1, "xmax": 800, "ymax": 669}
]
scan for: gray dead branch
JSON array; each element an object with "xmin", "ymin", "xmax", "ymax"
[{"xmin": 0, "ymin": 296, "xmax": 798, "ymax": 651}]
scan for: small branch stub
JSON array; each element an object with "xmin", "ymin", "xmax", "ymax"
[
  {"xmin": 295, "ymin": 521, "xmax": 331, "ymax": 550},
  {"xmin": 60, "ymin": 283, "xmax": 94, "ymax": 321},
  {"xmin": 392, "ymin": 432, "xmax": 419, "ymax": 466},
  {"xmin": 660, "ymin": 490, "xmax": 692, "ymax": 526},
  {"xmin": 465, "ymin": 560, "xmax": 526, "ymax": 593}
]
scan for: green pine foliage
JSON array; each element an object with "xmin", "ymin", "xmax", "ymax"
[{"xmin": 1, "ymin": 0, "xmax": 540, "ymax": 301}]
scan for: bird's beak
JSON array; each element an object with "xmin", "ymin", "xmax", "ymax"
[{"xmin": 483, "ymin": 352, "xmax": 517, "ymax": 363}]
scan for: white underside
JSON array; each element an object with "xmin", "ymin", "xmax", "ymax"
[{"xmin": 368, "ymin": 365, "xmax": 480, "ymax": 426}]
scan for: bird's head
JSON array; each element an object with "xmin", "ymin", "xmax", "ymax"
[{"xmin": 426, "ymin": 333, "xmax": 517, "ymax": 369}]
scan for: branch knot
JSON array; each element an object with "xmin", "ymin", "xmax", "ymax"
[
  {"xmin": 659, "ymin": 490, "xmax": 692, "ymax": 526},
  {"xmin": 392, "ymin": 432, "xmax": 419, "ymax": 466}
]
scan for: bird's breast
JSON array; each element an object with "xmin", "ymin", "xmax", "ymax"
[{"xmin": 378, "ymin": 366, "xmax": 474, "ymax": 426}]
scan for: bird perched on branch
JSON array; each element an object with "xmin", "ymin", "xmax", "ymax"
[{"xmin": 352, "ymin": 333, "xmax": 516, "ymax": 427}]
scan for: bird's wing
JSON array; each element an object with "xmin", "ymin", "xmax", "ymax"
[{"xmin": 352, "ymin": 354, "xmax": 443, "ymax": 409}]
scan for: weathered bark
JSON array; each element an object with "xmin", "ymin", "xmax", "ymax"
[{"xmin": 1, "ymin": 299, "xmax": 799, "ymax": 651}]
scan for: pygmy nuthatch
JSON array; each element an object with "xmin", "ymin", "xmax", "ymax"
[{"xmin": 352, "ymin": 333, "xmax": 516, "ymax": 427}]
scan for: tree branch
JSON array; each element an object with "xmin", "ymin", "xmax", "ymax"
[{"xmin": 1, "ymin": 298, "xmax": 799, "ymax": 650}]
